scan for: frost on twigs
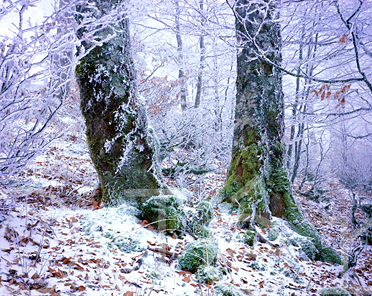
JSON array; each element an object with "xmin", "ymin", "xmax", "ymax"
[{"xmin": 0, "ymin": 0, "xmax": 80, "ymax": 185}]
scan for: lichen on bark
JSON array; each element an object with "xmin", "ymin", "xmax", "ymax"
[
  {"xmin": 221, "ymin": 0, "xmax": 286, "ymax": 220},
  {"xmin": 75, "ymin": 1, "xmax": 168, "ymax": 206},
  {"xmin": 217, "ymin": 0, "xmax": 341, "ymax": 264}
]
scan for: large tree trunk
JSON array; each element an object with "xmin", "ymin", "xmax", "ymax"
[
  {"xmin": 75, "ymin": 1, "xmax": 167, "ymax": 206},
  {"xmin": 223, "ymin": 0, "xmax": 287, "ymax": 219},
  {"xmin": 220, "ymin": 0, "xmax": 341, "ymax": 264}
]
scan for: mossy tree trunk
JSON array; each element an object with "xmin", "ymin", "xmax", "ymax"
[
  {"xmin": 221, "ymin": 0, "xmax": 341, "ymax": 263},
  {"xmin": 223, "ymin": 0, "xmax": 288, "ymax": 221},
  {"xmin": 75, "ymin": 0, "xmax": 167, "ymax": 206}
]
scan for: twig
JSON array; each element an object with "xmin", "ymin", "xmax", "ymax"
[
  {"xmin": 186, "ymin": 228, "xmax": 198, "ymax": 240},
  {"xmin": 147, "ymin": 246, "xmax": 179, "ymax": 258},
  {"xmin": 306, "ymin": 278, "xmax": 312, "ymax": 290},
  {"xmin": 197, "ymin": 269, "xmax": 204, "ymax": 296},
  {"xmin": 1, "ymin": 256, "xmax": 12, "ymax": 264},
  {"xmin": 256, "ymin": 232, "xmax": 279, "ymax": 248},
  {"xmin": 27, "ymin": 220, "xmax": 40, "ymax": 237},
  {"xmin": 35, "ymin": 231, "xmax": 46, "ymax": 262},
  {"xmin": 352, "ymin": 268, "xmax": 367, "ymax": 294}
]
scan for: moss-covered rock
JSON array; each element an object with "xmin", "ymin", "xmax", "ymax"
[
  {"xmin": 320, "ymin": 287, "xmax": 349, "ymax": 296},
  {"xmin": 178, "ymin": 239, "xmax": 218, "ymax": 272},
  {"xmin": 215, "ymin": 283, "xmax": 250, "ymax": 296},
  {"xmin": 243, "ymin": 229, "xmax": 257, "ymax": 246},
  {"xmin": 188, "ymin": 201, "xmax": 214, "ymax": 237},
  {"xmin": 139, "ymin": 195, "xmax": 186, "ymax": 237},
  {"xmin": 320, "ymin": 247, "xmax": 343, "ymax": 265},
  {"xmin": 290, "ymin": 237, "xmax": 319, "ymax": 260},
  {"xmin": 195, "ymin": 201, "xmax": 214, "ymax": 225},
  {"xmin": 268, "ymin": 222, "xmax": 281, "ymax": 241}
]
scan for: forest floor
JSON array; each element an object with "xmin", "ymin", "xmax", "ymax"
[{"xmin": 0, "ymin": 136, "xmax": 371, "ymax": 296}]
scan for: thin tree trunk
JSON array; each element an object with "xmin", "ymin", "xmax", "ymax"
[
  {"xmin": 212, "ymin": 37, "xmax": 222, "ymax": 132},
  {"xmin": 290, "ymin": 27, "xmax": 319, "ymax": 183},
  {"xmin": 175, "ymin": 0, "xmax": 187, "ymax": 111},
  {"xmin": 287, "ymin": 28, "xmax": 304, "ymax": 170},
  {"xmin": 194, "ymin": 0, "xmax": 205, "ymax": 108}
]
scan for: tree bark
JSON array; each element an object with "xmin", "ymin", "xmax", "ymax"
[
  {"xmin": 175, "ymin": 0, "xmax": 187, "ymax": 111},
  {"xmin": 219, "ymin": 0, "xmax": 341, "ymax": 264},
  {"xmin": 194, "ymin": 0, "xmax": 205, "ymax": 108},
  {"xmin": 223, "ymin": 0, "xmax": 286, "ymax": 218},
  {"xmin": 75, "ymin": 0, "xmax": 167, "ymax": 206}
]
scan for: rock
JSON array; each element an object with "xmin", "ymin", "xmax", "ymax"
[
  {"xmin": 290, "ymin": 237, "xmax": 318, "ymax": 260},
  {"xmin": 178, "ymin": 239, "xmax": 218, "ymax": 272},
  {"xmin": 243, "ymin": 229, "xmax": 257, "ymax": 246},
  {"xmin": 320, "ymin": 287, "xmax": 349, "ymax": 296},
  {"xmin": 268, "ymin": 222, "xmax": 281, "ymax": 241},
  {"xmin": 215, "ymin": 283, "xmax": 250, "ymax": 296},
  {"xmin": 139, "ymin": 195, "xmax": 186, "ymax": 237},
  {"xmin": 321, "ymin": 247, "xmax": 343, "ymax": 265}
]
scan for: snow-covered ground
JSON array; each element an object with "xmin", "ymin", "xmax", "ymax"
[{"xmin": 0, "ymin": 137, "xmax": 371, "ymax": 296}]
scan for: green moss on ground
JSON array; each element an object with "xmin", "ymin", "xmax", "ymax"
[
  {"xmin": 139, "ymin": 195, "xmax": 186, "ymax": 237},
  {"xmin": 196, "ymin": 266, "xmax": 223, "ymax": 284},
  {"xmin": 215, "ymin": 283, "xmax": 251, "ymax": 296},
  {"xmin": 188, "ymin": 201, "xmax": 214, "ymax": 236},
  {"xmin": 195, "ymin": 201, "xmax": 214, "ymax": 225},
  {"xmin": 291, "ymin": 237, "xmax": 319, "ymax": 261},
  {"xmin": 321, "ymin": 247, "xmax": 343, "ymax": 265},
  {"xmin": 243, "ymin": 229, "xmax": 256, "ymax": 246},
  {"xmin": 268, "ymin": 222, "xmax": 281, "ymax": 241},
  {"xmin": 178, "ymin": 239, "xmax": 218, "ymax": 273},
  {"xmin": 320, "ymin": 287, "xmax": 349, "ymax": 296}
]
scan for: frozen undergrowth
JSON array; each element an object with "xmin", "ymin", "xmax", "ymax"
[
  {"xmin": 0, "ymin": 139, "xmax": 371, "ymax": 296},
  {"xmin": 1, "ymin": 184, "xmax": 371, "ymax": 296}
]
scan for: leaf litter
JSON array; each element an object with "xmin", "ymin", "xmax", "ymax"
[{"xmin": 0, "ymin": 138, "xmax": 371, "ymax": 296}]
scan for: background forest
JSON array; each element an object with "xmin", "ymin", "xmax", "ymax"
[{"xmin": 0, "ymin": 0, "xmax": 371, "ymax": 295}]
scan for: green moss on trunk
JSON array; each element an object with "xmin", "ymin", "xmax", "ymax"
[
  {"xmin": 75, "ymin": 4, "xmax": 168, "ymax": 206},
  {"xmin": 218, "ymin": 0, "xmax": 342, "ymax": 265}
]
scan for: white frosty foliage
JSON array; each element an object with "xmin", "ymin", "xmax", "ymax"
[
  {"xmin": 93, "ymin": 64, "xmax": 110, "ymax": 83},
  {"xmin": 104, "ymin": 138, "xmax": 116, "ymax": 153},
  {"xmin": 116, "ymin": 138, "xmax": 134, "ymax": 173},
  {"xmin": 136, "ymin": 144, "xmax": 144, "ymax": 152}
]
